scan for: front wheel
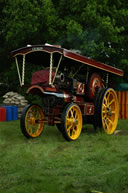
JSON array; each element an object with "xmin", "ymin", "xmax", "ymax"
[
  {"xmin": 20, "ymin": 104, "xmax": 45, "ymax": 138},
  {"xmin": 61, "ymin": 103, "xmax": 83, "ymax": 141}
]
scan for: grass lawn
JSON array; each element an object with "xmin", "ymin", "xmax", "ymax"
[{"xmin": 0, "ymin": 119, "xmax": 128, "ymax": 193}]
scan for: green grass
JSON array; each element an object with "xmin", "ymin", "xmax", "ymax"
[{"xmin": 0, "ymin": 120, "xmax": 128, "ymax": 193}]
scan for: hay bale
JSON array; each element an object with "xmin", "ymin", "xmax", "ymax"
[{"xmin": 2, "ymin": 91, "xmax": 28, "ymax": 118}]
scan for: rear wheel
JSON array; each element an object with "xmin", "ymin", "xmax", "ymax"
[
  {"xmin": 94, "ymin": 88, "xmax": 119, "ymax": 134},
  {"xmin": 61, "ymin": 103, "xmax": 83, "ymax": 141},
  {"xmin": 20, "ymin": 104, "xmax": 44, "ymax": 138},
  {"xmin": 87, "ymin": 73, "xmax": 103, "ymax": 100},
  {"xmin": 93, "ymin": 88, "xmax": 103, "ymax": 129}
]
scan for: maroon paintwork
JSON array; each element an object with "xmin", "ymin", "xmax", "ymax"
[
  {"xmin": 32, "ymin": 70, "xmax": 55, "ymax": 85},
  {"xmin": 11, "ymin": 44, "xmax": 123, "ymax": 77}
]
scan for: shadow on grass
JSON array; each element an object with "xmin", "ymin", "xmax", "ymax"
[{"xmin": 82, "ymin": 124, "xmax": 97, "ymax": 135}]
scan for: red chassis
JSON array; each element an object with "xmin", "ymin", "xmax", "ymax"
[{"xmin": 11, "ymin": 44, "xmax": 123, "ymax": 141}]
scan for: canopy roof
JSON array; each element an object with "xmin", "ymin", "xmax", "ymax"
[{"xmin": 11, "ymin": 44, "xmax": 123, "ymax": 77}]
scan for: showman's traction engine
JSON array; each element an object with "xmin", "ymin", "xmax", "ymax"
[{"xmin": 11, "ymin": 44, "xmax": 123, "ymax": 141}]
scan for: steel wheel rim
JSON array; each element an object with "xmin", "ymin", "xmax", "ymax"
[
  {"xmin": 102, "ymin": 89, "xmax": 119, "ymax": 134},
  {"xmin": 25, "ymin": 105, "xmax": 44, "ymax": 137},
  {"xmin": 66, "ymin": 105, "xmax": 82, "ymax": 140}
]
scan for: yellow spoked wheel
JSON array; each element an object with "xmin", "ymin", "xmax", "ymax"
[
  {"xmin": 94, "ymin": 88, "xmax": 119, "ymax": 134},
  {"xmin": 101, "ymin": 88, "xmax": 119, "ymax": 134},
  {"xmin": 20, "ymin": 104, "xmax": 44, "ymax": 138},
  {"xmin": 61, "ymin": 103, "xmax": 83, "ymax": 141}
]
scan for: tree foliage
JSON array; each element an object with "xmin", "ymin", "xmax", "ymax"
[{"xmin": 0, "ymin": 0, "xmax": 128, "ymax": 94}]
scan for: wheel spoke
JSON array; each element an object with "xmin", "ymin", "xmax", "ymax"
[
  {"xmin": 105, "ymin": 117, "xmax": 113, "ymax": 131},
  {"xmin": 72, "ymin": 130, "xmax": 76, "ymax": 137},
  {"xmin": 69, "ymin": 109, "xmax": 74, "ymax": 118},
  {"xmin": 103, "ymin": 111, "xmax": 113, "ymax": 127},
  {"xmin": 108, "ymin": 99, "xmax": 115, "ymax": 107},
  {"xmin": 67, "ymin": 125, "xmax": 73, "ymax": 135},
  {"xmin": 31, "ymin": 109, "xmax": 35, "ymax": 116},
  {"xmin": 107, "ymin": 91, "xmax": 111, "ymax": 100},
  {"xmin": 74, "ymin": 111, "xmax": 77, "ymax": 119},
  {"xmin": 67, "ymin": 118, "xmax": 73, "ymax": 126},
  {"xmin": 35, "ymin": 112, "xmax": 39, "ymax": 119},
  {"xmin": 103, "ymin": 103, "xmax": 107, "ymax": 108},
  {"xmin": 103, "ymin": 117, "xmax": 107, "ymax": 126},
  {"xmin": 102, "ymin": 112, "xmax": 106, "ymax": 117},
  {"xmin": 75, "ymin": 114, "xmax": 78, "ymax": 121},
  {"xmin": 28, "ymin": 125, "xmax": 33, "ymax": 135},
  {"xmin": 108, "ymin": 117, "xmax": 113, "ymax": 126},
  {"xmin": 104, "ymin": 118, "xmax": 110, "ymax": 130},
  {"xmin": 104, "ymin": 96, "xmax": 108, "ymax": 105}
]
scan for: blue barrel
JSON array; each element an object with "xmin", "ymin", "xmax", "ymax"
[
  {"xmin": 12, "ymin": 106, "xmax": 18, "ymax": 120},
  {"xmin": 2, "ymin": 106, "xmax": 18, "ymax": 121}
]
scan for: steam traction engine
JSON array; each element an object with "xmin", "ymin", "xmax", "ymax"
[{"xmin": 11, "ymin": 44, "xmax": 123, "ymax": 141}]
